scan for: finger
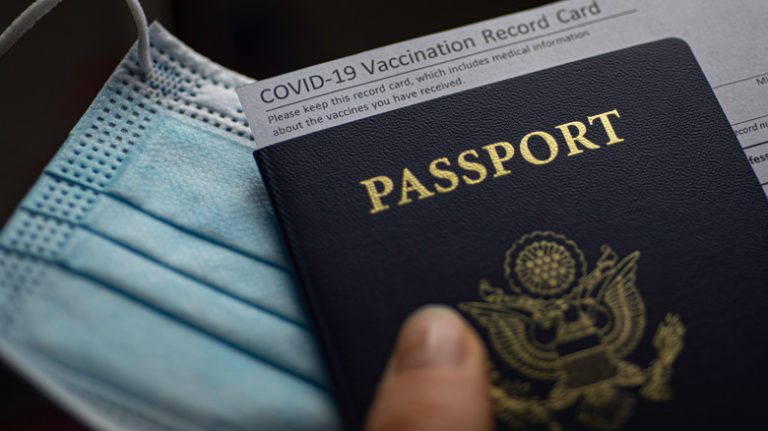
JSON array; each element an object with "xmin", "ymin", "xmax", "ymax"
[{"xmin": 365, "ymin": 305, "xmax": 493, "ymax": 431}]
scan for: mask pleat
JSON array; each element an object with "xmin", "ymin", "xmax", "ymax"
[
  {"xmin": 0, "ymin": 209, "xmax": 328, "ymax": 388},
  {"xmin": 0, "ymin": 250, "xmax": 339, "ymax": 430},
  {"xmin": 104, "ymin": 115, "xmax": 290, "ymax": 267},
  {"xmin": 22, "ymin": 174, "xmax": 307, "ymax": 326},
  {"xmin": 1, "ymin": 341, "xmax": 203, "ymax": 431},
  {"xmin": 43, "ymin": 80, "xmax": 291, "ymax": 269}
]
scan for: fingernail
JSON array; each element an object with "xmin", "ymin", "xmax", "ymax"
[{"xmin": 393, "ymin": 305, "xmax": 468, "ymax": 373}]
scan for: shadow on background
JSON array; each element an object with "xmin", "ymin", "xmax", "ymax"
[{"xmin": 0, "ymin": 0, "xmax": 553, "ymax": 428}]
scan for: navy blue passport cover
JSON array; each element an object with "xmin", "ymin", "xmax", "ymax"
[{"xmin": 256, "ymin": 39, "xmax": 768, "ymax": 430}]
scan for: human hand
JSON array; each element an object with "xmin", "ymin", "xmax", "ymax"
[{"xmin": 365, "ymin": 305, "xmax": 494, "ymax": 431}]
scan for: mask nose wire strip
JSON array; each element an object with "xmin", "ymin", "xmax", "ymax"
[{"xmin": 0, "ymin": 0, "xmax": 152, "ymax": 76}]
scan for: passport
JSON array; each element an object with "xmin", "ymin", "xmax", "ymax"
[{"xmin": 255, "ymin": 39, "xmax": 768, "ymax": 430}]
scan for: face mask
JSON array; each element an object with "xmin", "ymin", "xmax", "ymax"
[{"xmin": 0, "ymin": 2, "xmax": 340, "ymax": 430}]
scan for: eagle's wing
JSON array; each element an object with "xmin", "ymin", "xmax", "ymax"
[
  {"xmin": 590, "ymin": 251, "xmax": 646, "ymax": 359},
  {"xmin": 460, "ymin": 300, "xmax": 560, "ymax": 381}
]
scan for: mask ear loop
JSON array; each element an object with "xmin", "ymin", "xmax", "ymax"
[{"xmin": 0, "ymin": 0, "xmax": 152, "ymax": 76}]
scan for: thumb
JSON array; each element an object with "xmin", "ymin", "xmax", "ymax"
[{"xmin": 365, "ymin": 305, "xmax": 494, "ymax": 431}]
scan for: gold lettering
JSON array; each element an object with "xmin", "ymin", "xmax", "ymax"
[
  {"xmin": 458, "ymin": 149, "xmax": 488, "ymax": 185},
  {"xmin": 588, "ymin": 109, "xmax": 624, "ymax": 145},
  {"xmin": 482, "ymin": 141, "xmax": 515, "ymax": 177},
  {"xmin": 520, "ymin": 131, "xmax": 559, "ymax": 165},
  {"xmin": 556, "ymin": 120, "xmax": 601, "ymax": 156},
  {"xmin": 429, "ymin": 157, "xmax": 460, "ymax": 193},
  {"xmin": 398, "ymin": 168, "xmax": 436, "ymax": 206},
  {"xmin": 361, "ymin": 109, "xmax": 628, "ymax": 214},
  {"xmin": 360, "ymin": 176, "xmax": 394, "ymax": 214}
]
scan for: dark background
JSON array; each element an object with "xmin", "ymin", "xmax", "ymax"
[{"xmin": 0, "ymin": 0, "xmax": 554, "ymax": 429}]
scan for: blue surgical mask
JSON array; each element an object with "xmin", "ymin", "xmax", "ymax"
[{"xmin": 0, "ymin": 2, "xmax": 340, "ymax": 430}]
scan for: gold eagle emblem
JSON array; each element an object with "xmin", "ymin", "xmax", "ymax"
[{"xmin": 459, "ymin": 231, "xmax": 685, "ymax": 430}]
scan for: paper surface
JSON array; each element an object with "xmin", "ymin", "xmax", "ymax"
[{"xmin": 237, "ymin": 0, "xmax": 768, "ymax": 193}]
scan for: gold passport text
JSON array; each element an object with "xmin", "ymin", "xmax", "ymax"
[{"xmin": 360, "ymin": 109, "xmax": 624, "ymax": 214}]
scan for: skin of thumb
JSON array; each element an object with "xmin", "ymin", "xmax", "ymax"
[{"xmin": 365, "ymin": 305, "xmax": 493, "ymax": 431}]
